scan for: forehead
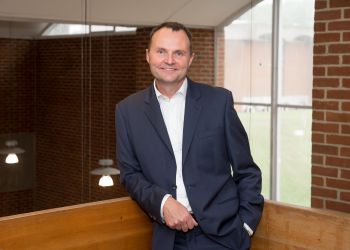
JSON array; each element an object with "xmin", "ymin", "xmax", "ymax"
[{"xmin": 150, "ymin": 27, "xmax": 190, "ymax": 51}]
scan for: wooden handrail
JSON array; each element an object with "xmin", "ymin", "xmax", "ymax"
[
  {"xmin": 0, "ymin": 197, "xmax": 152, "ymax": 250},
  {"xmin": 0, "ymin": 198, "xmax": 349, "ymax": 249},
  {"xmin": 251, "ymin": 200, "xmax": 350, "ymax": 250}
]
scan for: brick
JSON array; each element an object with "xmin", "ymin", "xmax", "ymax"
[
  {"xmin": 340, "ymin": 192, "xmax": 350, "ymax": 202},
  {"xmin": 341, "ymin": 102, "xmax": 350, "ymax": 111},
  {"xmin": 313, "ymin": 144, "xmax": 339, "ymax": 155},
  {"xmin": 314, "ymin": 33, "xmax": 340, "ymax": 43},
  {"xmin": 312, "ymin": 132, "xmax": 325, "ymax": 143},
  {"xmin": 313, "ymin": 122, "xmax": 339, "ymax": 133},
  {"xmin": 328, "ymin": 44, "xmax": 350, "ymax": 53},
  {"xmin": 312, "ymin": 89, "xmax": 325, "ymax": 99},
  {"xmin": 314, "ymin": 23, "xmax": 326, "ymax": 32},
  {"xmin": 312, "ymin": 154, "xmax": 324, "ymax": 165},
  {"xmin": 327, "ymin": 90, "xmax": 350, "ymax": 99},
  {"xmin": 329, "ymin": 21, "xmax": 350, "ymax": 31},
  {"xmin": 327, "ymin": 134, "xmax": 350, "ymax": 146},
  {"xmin": 341, "ymin": 169, "xmax": 350, "ymax": 179},
  {"xmin": 342, "ymin": 124, "xmax": 350, "ymax": 134},
  {"xmin": 326, "ymin": 156, "xmax": 350, "ymax": 168},
  {"xmin": 314, "ymin": 55, "xmax": 339, "ymax": 64},
  {"xmin": 315, "ymin": 0, "xmax": 327, "ymax": 9},
  {"xmin": 312, "ymin": 186, "xmax": 337, "ymax": 198},
  {"xmin": 314, "ymin": 45, "xmax": 326, "ymax": 54},
  {"xmin": 313, "ymin": 111, "xmax": 325, "ymax": 121},
  {"xmin": 330, "ymin": 0, "xmax": 350, "ymax": 8},
  {"xmin": 326, "ymin": 200, "xmax": 350, "ymax": 213},
  {"xmin": 313, "ymin": 67, "xmax": 326, "ymax": 76},
  {"xmin": 344, "ymin": 32, "xmax": 350, "ymax": 41},
  {"xmin": 315, "ymin": 10, "xmax": 341, "ymax": 20},
  {"xmin": 327, "ymin": 178, "xmax": 350, "ymax": 190},
  {"xmin": 343, "ymin": 55, "xmax": 350, "ymax": 64},
  {"xmin": 313, "ymin": 100, "xmax": 339, "ymax": 110},
  {"xmin": 326, "ymin": 112, "xmax": 350, "ymax": 123},
  {"xmin": 312, "ymin": 176, "xmax": 325, "ymax": 186},
  {"xmin": 312, "ymin": 165, "xmax": 338, "ymax": 177},
  {"xmin": 328, "ymin": 67, "xmax": 350, "ymax": 76},
  {"xmin": 314, "ymin": 78, "xmax": 340, "ymax": 88},
  {"xmin": 344, "ymin": 79, "xmax": 350, "ymax": 88},
  {"xmin": 340, "ymin": 147, "xmax": 350, "ymax": 157},
  {"xmin": 346, "ymin": 9, "xmax": 350, "ymax": 18},
  {"xmin": 311, "ymin": 197, "xmax": 324, "ymax": 208}
]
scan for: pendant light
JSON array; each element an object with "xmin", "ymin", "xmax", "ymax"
[
  {"xmin": 0, "ymin": 140, "xmax": 25, "ymax": 164},
  {"xmin": 0, "ymin": 22, "xmax": 25, "ymax": 165},
  {"xmin": 91, "ymin": 159, "xmax": 120, "ymax": 187},
  {"xmin": 89, "ymin": 28, "xmax": 120, "ymax": 186}
]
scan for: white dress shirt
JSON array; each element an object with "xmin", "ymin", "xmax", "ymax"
[{"xmin": 154, "ymin": 79, "xmax": 192, "ymax": 217}]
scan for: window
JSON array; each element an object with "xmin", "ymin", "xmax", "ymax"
[
  {"xmin": 219, "ymin": 0, "xmax": 314, "ymax": 207},
  {"xmin": 42, "ymin": 24, "xmax": 136, "ymax": 37}
]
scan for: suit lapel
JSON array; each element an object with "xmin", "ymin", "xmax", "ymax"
[
  {"xmin": 143, "ymin": 86, "xmax": 174, "ymax": 157},
  {"xmin": 182, "ymin": 80, "xmax": 202, "ymax": 165}
]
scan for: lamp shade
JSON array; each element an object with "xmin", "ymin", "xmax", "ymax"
[
  {"xmin": 99, "ymin": 175, "xmax": 114, "ymax": 187},
  {"xmin": 0, "ymin": 140, "xmax": 25, "ymax": 164},
  {"xmin": 5, "ymin": 153, "xmax": 19, "ymax": 164},
  {"xmin": 90, "ymin": 158, "xmax": 120, "ymax": 187}
]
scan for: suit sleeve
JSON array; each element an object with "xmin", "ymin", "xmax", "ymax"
[
  {"xmin": 116, "ymin": 104, "xmax": 168, "ymax": 223},
  {"xmin": 224, "ymin": 91, "xmax": 264, "ymax": 232}
]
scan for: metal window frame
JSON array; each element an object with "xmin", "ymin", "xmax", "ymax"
[{"xmin": 215, "ymin": 0, "xmax": 312, "ymax": 202}]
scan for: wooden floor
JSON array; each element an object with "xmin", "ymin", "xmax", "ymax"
[{"xmin": 0, "ymin": 197, "xmax": 349, "ymax": 249}]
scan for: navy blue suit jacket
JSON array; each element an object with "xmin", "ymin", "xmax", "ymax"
[{"xmin": 116, "ymin": 79, "xmax": 264, "ymax": 250}]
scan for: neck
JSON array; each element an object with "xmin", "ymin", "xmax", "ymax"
[{"xmin": 155, "ymin": 80, "xmax": 185, "ymax": 98}]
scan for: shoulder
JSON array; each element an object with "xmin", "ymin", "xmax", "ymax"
[
  {"xmin": 117, "ymin": 86, "xmax": 150, "ymax": 110},
  {"xmin": 189, "ymin": 79, "xmax": 232, "ymax": 99}
]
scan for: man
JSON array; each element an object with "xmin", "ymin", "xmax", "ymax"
[{"xmin": 116, "ymin": 22, "xmax": 264, "ymax": 250}]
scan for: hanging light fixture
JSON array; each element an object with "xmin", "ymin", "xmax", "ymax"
[
  {"xmin": 0, "ymin": 22, "xmax": 25, "ymax": 165},
  {"xmin": 90, "ymin": 159, "xmax": 120, "ymax": 187},
  {"xmin": 89, "ymin": 27, "xmax": 120, "ymax": 187},
  {"xmin": 0, "ymin": 140, "xmax": 25, "ymax": 164}
]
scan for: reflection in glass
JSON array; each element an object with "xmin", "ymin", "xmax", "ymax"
[
  {"xmin": 235, "ymin": 104, "xmax": 271, "ymax": 199},
  {"xmin": 224, "ymin": 0, "xmax": 272, "ymax": 104},
  {"xmin": 278, "ymin": 0, "xmax": 314, "ymax": 106}
]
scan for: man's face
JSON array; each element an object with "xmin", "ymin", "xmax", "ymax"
[{"xmin": 146, "ymin": 27, "xmax": 194, "ymax": 87}]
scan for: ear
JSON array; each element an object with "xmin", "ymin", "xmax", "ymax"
[
  {"xmin": 188, "ymin": 52, "xmax": 195, "ymax": 66},
  {"xmin": 145, "ymin": 49, "xmax": 150, "ymax": 63}
]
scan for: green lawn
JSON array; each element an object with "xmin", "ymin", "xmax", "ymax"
[{"xmin": 237, "ymin": 108, "xmax": 311, "ymax": 207}]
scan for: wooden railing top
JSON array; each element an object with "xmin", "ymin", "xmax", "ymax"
[{"xmin": 0, "ymin": 198, "xmax": 349, "ymax": 250}]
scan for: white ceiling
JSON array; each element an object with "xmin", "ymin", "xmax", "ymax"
[{"xmin": 0, "ymin": 0, "xmax": 256, "ymax": 38}]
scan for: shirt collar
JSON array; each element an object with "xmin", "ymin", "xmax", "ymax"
[{"xmin": 154, "ymin": 78, "xmax": 188, "ymax": 99}]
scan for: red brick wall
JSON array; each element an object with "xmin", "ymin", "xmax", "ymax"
[
  {"xmin": 35, "ymin": 35, "xmax": 134, "ymax": 210},
  {"xmin": 312, "ymin": 0, "xmax": 350, "ymax": 213},
  {"xmin": 0, "ymin": 38, "xmax": 36, "ymax": 217},
  {"xmin": 0, "ymin": 190, "xmax": 33, "ymax": 217}
]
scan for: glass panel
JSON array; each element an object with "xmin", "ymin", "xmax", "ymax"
[
  {"xmin": 91, "ymin": 25, "xmax": 114, "ymax": 32},
  {"xmin": 235, "ymin": 104, "xmax": 271, "ymax": 199},
  {"xmin": 43, "ymin": 23, "xmax": 89, "ymax": 36},
  {"xmin": 278, "ymin": 0, "xmax": 314, "ymax": 106},
  {"xmin": 114, "ymin": 26, "xmax": 137, "ymax": 33},
  {"xmin": 278, "ymin": 108, "xmax": 311, "ymax": 207},
  {"xmin": 224, "ymin": 0, "xmax": 273, "ymax": 104}
]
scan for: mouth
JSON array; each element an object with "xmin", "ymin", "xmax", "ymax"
[{"xmin": 160, "ymin": 67, "xmax": 177, "ymax": 71}]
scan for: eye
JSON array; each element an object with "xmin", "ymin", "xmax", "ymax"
[
  {"xmin": 175, "ymin": 51, "xmax": 185, "ymax": 57},
  {"xmin": 157, "ymin": 49, "xmax": 165, "ymax": 55}
]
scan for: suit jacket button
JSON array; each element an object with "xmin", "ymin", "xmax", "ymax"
[{"xmin": 172, "ymin": 185, "xmax": 177, "ymax": 190}]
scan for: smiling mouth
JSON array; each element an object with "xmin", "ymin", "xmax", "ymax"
[{"xmin": 160, "ymin": 67, "xmax": 177, "ymax": 71}]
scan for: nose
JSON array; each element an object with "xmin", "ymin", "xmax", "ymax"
[{"xmin": 164, "ymin": 54, "xmax": 175, "ymax": 64}]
